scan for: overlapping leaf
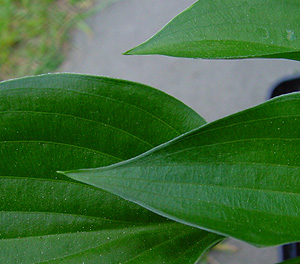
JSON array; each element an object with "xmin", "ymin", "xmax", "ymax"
[
  {"xmin": 65, "ymin": 93, "xmax": 300, "ymax": 246},
  {"xmin": 125, "ymin": 0, "xmax": 300, "ymax": 60},
  {"xmin": 0, "ymin": 74, "xmax": 222, "ymax": 263}
]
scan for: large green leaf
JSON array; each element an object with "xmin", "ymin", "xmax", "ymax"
[
  {"xmin": 0, "ymin": 74, "xmax": 223, "ymax": 263},
  {"xmin": 65, "ymin": 93, "xmax": 300, "ymax": 247},
  {"xmin": 125, "ymin": 0, "xmax": 300, "ymax": 60}
]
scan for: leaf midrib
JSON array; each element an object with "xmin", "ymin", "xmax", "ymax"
[
  {"xmin": 97, "ymin": 181, "xmax": 300, "ymax": 219},
  {"xmin": 95, "ymin": 174, "xmax": 300, "ymax": 199}
]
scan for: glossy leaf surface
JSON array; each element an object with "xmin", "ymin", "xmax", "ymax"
[
  {"xmin": 0, "ymin": 74, "xmax": 223, "ymax": 263},
  {"xmin": 66, "ymin": 93, "xmax": 300, "ymax": 246},
  {"xmin": 125, "ymin": 0, "xmax": 300, "ymax": 60}
]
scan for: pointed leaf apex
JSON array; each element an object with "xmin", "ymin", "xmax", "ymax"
[{"xmin": 123, "ymin": 42, "xmax": 154, "ymax": 56}]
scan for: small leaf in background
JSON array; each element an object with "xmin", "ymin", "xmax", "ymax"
[
  {"xmin": 125, "ymin": 0, "xmax": 300, "ymax": 60},
  {"xmin": 65, "ymin": 93, "xmax": 300, "ymax": 247},
  {"xmin": 0, "ymin": 74, "xmax": 222, "ymax": 263},
  {"xmin": 276, "ymin": 256, "xmax": 300, "ymax": 264}
]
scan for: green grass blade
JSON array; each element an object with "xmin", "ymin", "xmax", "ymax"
[
  {"xmin": 65, "ymin": 93, "xmax": 300, "ymax": 246},
  {"xmin": 0, "ymin": 74, "xmax": 222, "ymax": 263},
  {"xmin": 125, "ymin": 0, "xmax": 300, "ymax": 60}
]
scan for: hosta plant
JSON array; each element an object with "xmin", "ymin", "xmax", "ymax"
[{"xmin": 1, "ymin": 0, "xmax": 300, "ymax": 263}]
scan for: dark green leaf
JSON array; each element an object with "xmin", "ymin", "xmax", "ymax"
[
  {"xmin": 0, "ymin": 74, "xmax": 222, "ymax": 263},
  {"xmin": 276, "ymin": 257, "xmax": 300, "ymax": 264},
  {"xmin": 125, "ymin": 0, "xmax": 300, "ymax": 60},
  {"xmin": 65, "ymin": 93, "xmax": 300, "ymax": 246}
]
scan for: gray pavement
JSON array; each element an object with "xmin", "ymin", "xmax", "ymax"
[{"xmin": 61, "ymin": 0, "xmax": 300, "ymax": 263}]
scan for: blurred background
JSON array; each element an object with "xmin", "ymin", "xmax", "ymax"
[
  {"xmin": 0, "ymin": 0, "xmax": 114, "ymax": 80},
  {"xmin": 1, "ymin": 0, "xmax": 300, "ymax": 263}
]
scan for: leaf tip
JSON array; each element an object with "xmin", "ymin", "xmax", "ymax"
[
  {"xmin": 123, "ymin": 46, "xmax": 145, "ymax": 56},
  {"xmin": 57, "ymin": 170, "xmax": 76, "ymax": 180},
  {"xmin": 57, "ymin": 169, "xmax": 92, "ymax": 184},
  {"xmin": 123, "ymin": 48, "xmax": 134, "ymax": 55},
  {"xmin": 123, "ymin": 40, "xmax": 156, "ymax": 56}
]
